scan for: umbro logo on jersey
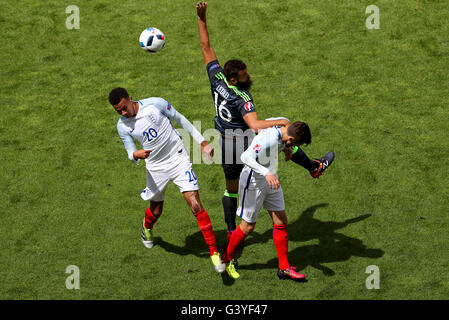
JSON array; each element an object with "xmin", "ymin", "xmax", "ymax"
[
  {"xmin": 167, "ymin": 104, "xmax": 172, "ymax": 110},
  {"xmin": 244, "ymin": 102, "xmax": 254, "ymax": 111}
]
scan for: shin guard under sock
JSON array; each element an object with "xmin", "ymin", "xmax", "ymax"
[
  {"xmin": 222, "ymin": 191, "xmax": 238, "ymax": 232},
  {"xmin": 194, "ymin": 209, "xmax": 218, "ymax": 256},
  {"xmin": 223, "ymin": 225, "xmax": 247, "ymax": 263},
  {"xmin": 273, "ymin": 224, "xmax": 289, "ymax": 270}
]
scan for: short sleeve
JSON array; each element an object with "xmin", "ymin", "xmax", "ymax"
[{"xmin": 238, "ymin": 100, "xmax": 256, "ymax": 118}]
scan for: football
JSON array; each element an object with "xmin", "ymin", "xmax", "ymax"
[{"xmin": 139, "ymin": 27, "xmax": 165, "ymax": 53}]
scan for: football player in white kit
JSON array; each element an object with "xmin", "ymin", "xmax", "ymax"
[
  {"xmin": 222, "ymin": 120, "xmax": 313, "ymax": 281},
  {"xmin": 108, "ymin": 87, "xmax": 225, "ymax": 273}
]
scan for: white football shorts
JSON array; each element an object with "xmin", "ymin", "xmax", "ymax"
[
  {"xmin": 140, "ymin": 157, "xmax": 199, "ymax": 202},
  {"xmin": 236, "ymin": 166, "xmax": 285, "ymax": 223}
]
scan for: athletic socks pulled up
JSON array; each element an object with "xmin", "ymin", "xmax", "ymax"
[
  {"xmin": 223, "ymin": 225, "xmax": 247, "ymax": 263},
  {"xmin": 273, "ymin": 224, "xmax": 290, "ymax": 270},
  {"xmin": 222, "ymin": 190, "xmax": 238, "ymax": 232},
  {"xmin": 291, "ymin": 146, "xmax": 320, "ymax": 172},
  {"xmin": 194, "ymin": 208, "xmax": 219, "ymax": 256}
]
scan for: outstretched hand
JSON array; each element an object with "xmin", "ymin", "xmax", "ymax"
[{"xmin": 196, "ymin": 1, "xmax": 208, "ymax": 21}]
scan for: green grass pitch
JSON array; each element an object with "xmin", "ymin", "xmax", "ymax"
[{"xmin": 1, "ymin": 0, "xmax": 448, "ymax": 300}]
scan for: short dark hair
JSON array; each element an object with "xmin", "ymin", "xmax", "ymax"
[
  {"xmin": 287, "ymin": 121, "xmax": 312, "ymax": 145},
  {"xmin": 108, "ymin": 87, "xmax": 129, "ymax": 105},
  {"xmin": 223, "ymin": 59, "xmax": 247, "ymax": 81}
]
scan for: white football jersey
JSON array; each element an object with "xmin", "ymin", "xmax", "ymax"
[
  {"xmin": 117, "ymin": 97, "xmax": 189, "ymax": 170},
  {"xmin": 240, "ymin": 117, "xmax": 289, "ymax": 177}
]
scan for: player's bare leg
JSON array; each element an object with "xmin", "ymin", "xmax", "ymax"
[
  {"xmin": 141, "ymin": 201, "xmax": 164, "ymax": 249},
  {"xmin": 183, "ymin": 190, "xmax": 204, "ymax": 214},
  {"xmin": 183, "ymin": 191, "xmax": 225, "ymax": 273},
  {"xmin": 239, "ymin": 219, "xmax": 256, "ymax": 235},
  {"xmin": 268, "ymin": 210, "xmax": 306, "ymax": 281}
]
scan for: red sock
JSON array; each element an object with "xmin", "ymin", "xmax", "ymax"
[
  {"xmin": 273, "ymin": 224, "xmax": 289, "ymax": 270},
  {"xmin": 194, "ymin": 209, "xmax": 218, "ymax": 256},
  {"xmin": 144, "ymin": 207, "xmax": 159, "ymax": 230},
  {"xmin": 223, "ymin": 225, "xmax": 247, "ymax": 263}
]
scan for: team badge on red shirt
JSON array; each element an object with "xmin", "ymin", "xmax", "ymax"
[{"xmin": 244, "ymin": 102, "xmax": 254, "ymax": 111}]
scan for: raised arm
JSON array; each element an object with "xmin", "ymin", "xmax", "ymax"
[{"xmin": 196, "ymin": 1, "xmax": 217, "ymax": 65}]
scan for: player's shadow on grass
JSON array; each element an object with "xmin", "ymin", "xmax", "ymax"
[
  {"xmin": 155, "ymin": 228, "xmax": 238, "ymax": 285},
  {"xmin": 153, "ymin": 229, "xmax": 230, "ymax": 258},
  {"xmin": 154, "ymin": 203, "xmax": 383, "ymax": 279},
  {"xmin": 154, "ymin": 227, "xmax": 237, "ymax": 284},
  {"xmin": 239, "ymin": 203, "xmax": 384, "ymax": 276}
]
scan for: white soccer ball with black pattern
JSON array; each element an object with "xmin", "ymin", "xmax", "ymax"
[{"xmin": 139, "ymin": 27, "xmax": 165, "ymax": 53}]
